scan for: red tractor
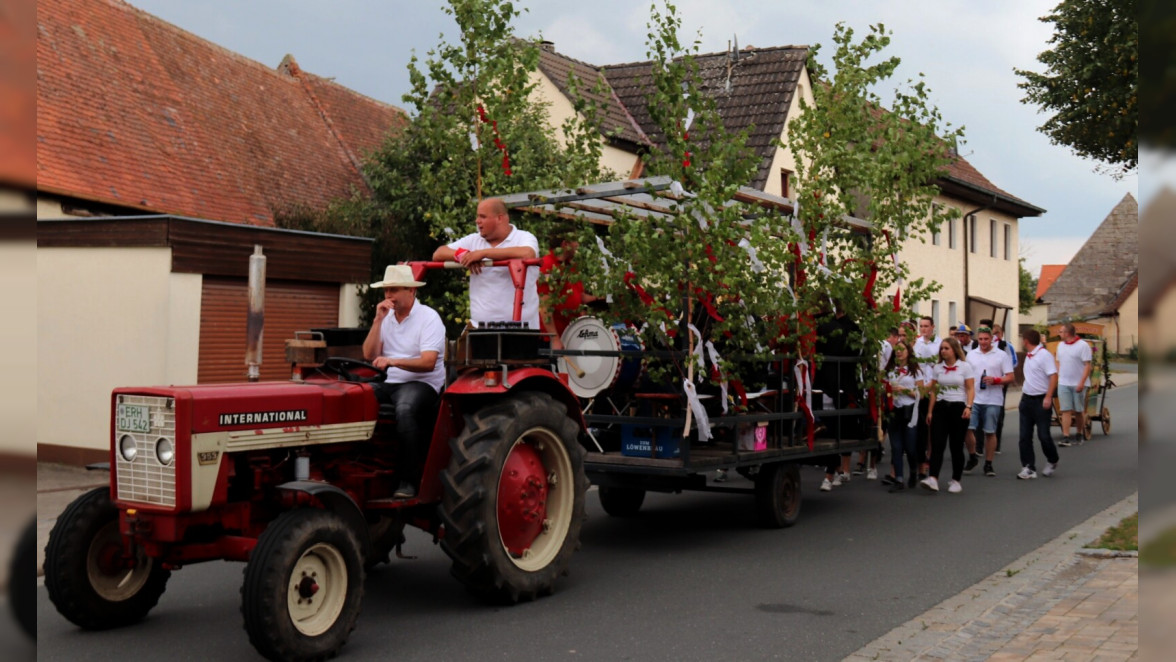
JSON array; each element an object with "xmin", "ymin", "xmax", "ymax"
[{"xmin": 45, "ymin": 259, "xmax": 588, "ymax": 662}]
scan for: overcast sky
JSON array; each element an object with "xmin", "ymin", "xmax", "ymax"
[{"xmin": 129, "ymin": 0, "xmax": 1138, "ymax": 277}]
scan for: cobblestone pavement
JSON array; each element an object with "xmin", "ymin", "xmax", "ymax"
[{"xmin": 846, "ymin": 493, "xmax": 1138, "ymax": 662}]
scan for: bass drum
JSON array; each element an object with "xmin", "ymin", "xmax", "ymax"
[{"xmin": 559, "ymin": 317, "xmax": 644, "ymax": 398}]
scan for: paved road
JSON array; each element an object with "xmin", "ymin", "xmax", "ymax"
[{"xmin": 36, "ymin": 384, "xmax": 1138, "ymax": 661}]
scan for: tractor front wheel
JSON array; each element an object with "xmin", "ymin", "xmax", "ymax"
[
  {"xmin": 241, "ymin": 509, "xmax": 364, "ymax": 662},
  {"xmin": 44, "ymin": 487, "xmax": 171, "ymax": 630},
  {"xmin": 440, "ymin": 391, "xmax": 587, "ymax": 603}
]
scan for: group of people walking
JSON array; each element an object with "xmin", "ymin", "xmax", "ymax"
[{"xmin": 852, "ymin": 317, "xmax": 1094, "ymax": 495}]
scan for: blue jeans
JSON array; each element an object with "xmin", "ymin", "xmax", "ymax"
[
  {"xmin": 1018, "ymin": 394, "xmax": 1058, "ymax": 471},
  {"xmin": 373, "ymin": 381, "xmax": 440, "ymax": 486},
  {"xmin": 887, "ymin": 405, "xmax": 918, "ymax": 480}
]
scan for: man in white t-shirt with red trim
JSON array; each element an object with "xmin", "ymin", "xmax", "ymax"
[
  {"xmin": 1055, "ymin": 322, "xmax": 1093, "ymax": 447},
  {"xmin": 1016, "ymin": 328, "xmax": 1059, "ymax": 480},
  {"xmin": 433, "ymin": 197, "xmax": 541, "ymax": 329},
  {"xmin": 965, "ymin": 326, "xmax": 1015, "ymax": 477},
  {"xmin": 363, "ymin": 265, "xmax": 448, "ymax": 499}
]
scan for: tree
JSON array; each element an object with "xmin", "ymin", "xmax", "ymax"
[
  {"xmin": 784, "ymin": 23, "xmax": 959, "ymax": 367},
  {"xmin": 279, "ymin": 0, "xmax": 611, "ymax": 329},
  {"xmin": 1016, "ymin": 0, "xmax": 1138, "ymax": 177},
  {"xmin": 1019, "ymin": 258, "xmax": 1037, "ymax": 314}
]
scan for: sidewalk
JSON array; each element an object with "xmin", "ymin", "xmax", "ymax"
[{"xmin": 846, "ymin": 493, "xmax": 1138, "ymax": 661}]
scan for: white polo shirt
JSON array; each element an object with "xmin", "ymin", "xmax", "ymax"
[
  {"xmin": 966, "ymin": 345, "xmax": 1015, "ymax": 407},
  {"xmin": 1056, "ymin": 338, "xmax": 1093, "ymax": 388},
  {"xmin": 931, "ymin": 361, "xmax": 974, "ymax": 403},
  {"xmin": 887, "ymin": 366, "xmax": 919, "ymax": 408},
  {"xmin": 449, "ymin": 225, "xmax": 540, "ymax": 329},
  {"xmin": 379, "ymin": 301, "xmax": 447, "ymax": 393},
  {"xmin": 879, "ymin": 340, "xmax": 894, "ymax": 372},
  {"xmin": 913, "ymin": 335, "xmax": 942, "ymax": 385},
  {"xmin": 1021, "ymin": 344, "xmax": 1057, "ymax": 396}
]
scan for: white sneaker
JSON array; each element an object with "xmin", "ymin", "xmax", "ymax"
[
  {"xmin": 920, "ymin": 476, "xmax": 939, "ymax": 492},
  {"xmin": 838, "ymin": 471, "xmax": 851, "ymax": 483},
  {"xmin": 820, "ymin": 478, "xmax": 833, "ymax": 492},
  {"xmin": 714, "ymin": 469, "xmax": 728, "ymax": 482},
  {"xmin": 1042, "ymin": 461, "xmax": 1057, "ymax": 477},
  {"xmin": 831, "ymin": 473, "xmax": 843, "ymax": 487},
  {"xmin": 867, "ymin": 467, "xmax": 878, "ymax": 480},
  {"xmin": 1017, "ymin": 466, "xmax": 1037, "ymax": 480},
  {"xmin": 948, "ymin": 480, "xmax": 962, "ymax": 494}
]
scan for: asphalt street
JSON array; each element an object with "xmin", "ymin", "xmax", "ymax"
[{"xmin": 35, "ymin": 384, "xmax": 1137, "ymax": 662}]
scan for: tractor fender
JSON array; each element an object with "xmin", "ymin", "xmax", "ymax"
[
  {"xmin": 443, "ymin": 369, "xmax": 585, "ymax": 430},
  {"xmin": 275, "ymin": 481, "xmax": 371, "ymax": 558}
]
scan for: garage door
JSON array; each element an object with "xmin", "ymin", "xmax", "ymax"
[{"xmin": 198, "ymin": 277, "xmax": 341, "ymax": 383}]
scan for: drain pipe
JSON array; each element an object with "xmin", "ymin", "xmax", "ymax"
[{"xmin": 246, "ymin": 245, "xmax": 266, "ymax": 382}]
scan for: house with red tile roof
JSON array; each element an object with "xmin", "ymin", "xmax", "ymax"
[
  {"xmin": 36, "ymin": 0, "xmax": 407, "ymax": 463},
  {"xmin": 530, "ymin": 42, "xmax": 1044, "ymax": 333}
]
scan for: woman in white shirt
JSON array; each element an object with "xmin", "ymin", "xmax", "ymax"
[
  {"xmin": 923, "ymin": 337, "xmax": 976, "ymax": 494},
  {"xmin": 884, "ymin": 341, "xmax": 922, "ymax": 493}
]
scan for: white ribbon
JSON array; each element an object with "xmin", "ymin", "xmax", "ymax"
[
  {"xmin": 670, "ymin": 180, "xmax": 697, "ymax": 199},
  {"xmin": 687, "ymin": 323, "xmax": 706, "ymax": 374},
  {"xmin": 738, "ymin": 238, "xmax": 766, "ymax": 273},
  {"xmin": 682, "ymin": 380, "xmax": 712, "ymax": 440},
  {"xmin": 705, "ymin": 339, "xmax": 728, "ymax": 414},
  {"xmin": 794, "ymin": 358, "xmax": 813, "ymax": 425},
  {"xmin": 594, "ymin": 235, "xmax": 613, "ymax": 274},
  {"xmin": 790, "ymin": 218, "xmax": 808, "ymax": 255}
]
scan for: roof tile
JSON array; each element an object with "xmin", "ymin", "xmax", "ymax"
[{"xmin": 36, "ymin": 0, "xmax": 406, "ymax": 224}]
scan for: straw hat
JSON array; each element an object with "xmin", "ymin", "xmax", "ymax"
[{"xmin": 370, "ymin": 264, "xmax": 425, "ymax": 288}]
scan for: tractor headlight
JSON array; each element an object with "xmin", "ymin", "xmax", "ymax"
[
  {"xmin": 155, "ymin": 437, "xmax": 174, "ymax": 465},
  {"xmin": 119, "ymin": 435, "xmax": 138, "ymax": 462}
]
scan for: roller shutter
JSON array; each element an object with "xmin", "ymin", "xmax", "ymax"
[{"xmin": 198, "ymin": 277, "xmax": 340, "ymax": 383}]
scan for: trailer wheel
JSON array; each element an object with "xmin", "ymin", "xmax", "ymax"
[
  {"xmin": 440, "ymin": 391, "xmax": 587, "ymax": 604},
  {"xmin": 754, "ymin": 463, "xmax": 801, "ymax": 529},
  {"xmin": 598, "ymin": 486, "xmax": 645, "ymax": 517},
  {"xmin": 1101, "ymin": 407, "xmax": 1111, "ymax": 435},
  {"xmin": 45, "ymin": 487, "xmax": 170, "ymax": 630},
  {"xmin": 10, "ymin": 518, "xmax": 36, "ymax": 639},
  {"xmin": 241, "ymin": 509, "xmax": 364, "ymax": 662}
]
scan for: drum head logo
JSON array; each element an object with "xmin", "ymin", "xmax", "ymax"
[{"xmin": 577, "ymin": 328, "xmax": 599, "ymax": 339}]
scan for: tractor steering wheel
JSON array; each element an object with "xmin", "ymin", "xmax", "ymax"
[{"xmin": 319, "ymin": 357, "xmax": 387, "ymax": 384}]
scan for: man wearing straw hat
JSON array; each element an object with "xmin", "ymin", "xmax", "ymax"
[{"xmin": 363, "ymin": 265, "xmax": 447, "ymax": 499}]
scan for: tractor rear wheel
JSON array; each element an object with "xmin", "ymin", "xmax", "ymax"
[
  {"xmin": 598, "ymin": 486, "xmax": 646, "ymax": 517},
  {"xmin": 440, "ymin": 391, "xmax": 587, "ymax": 604},
  {"xmin": 45, "ymin": 487, "xmax": 171, "ymax": 630},
  {"xmin": 754, "ymin": 462, "xmax": 802, "ymax": 529},
  {"xmin": 241, "ymin": 509, "xmax": 364, "ymax": 662}
]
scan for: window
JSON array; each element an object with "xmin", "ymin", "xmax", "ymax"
[
  {"xmin": 949, "ymin": 301, "xmax": 957, "ymax": 327},
  {"xmin": 1004, "ymin": 224, "xmax": 1012, "ymax": 261},
  {"xmin": 931, "ymin": 300, "xmax": 940, "ymax": 330},
  {"xmin": 948, "ymin": 218, "xmax": 957, "ymax": 249},
  {"xmin": 990, "ymin": 219, "xmax": 998, "ymax": 258},
  {"xmin": 930, "ymin": 204, "xmax": 941, "ymax": 245},
  {"xmin": 968, "ymin": 215, "xmax": 977, "ymax": 254},
  {"xmin": 780, "ymin": 169, "xmax": 792, "ymax": 199},
  {"xmin": 912, "ymin": 301, "xmax": 920, "ymax": 315}
]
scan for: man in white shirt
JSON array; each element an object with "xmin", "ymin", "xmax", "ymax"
[
  {"xmin": 363, "ymin": 265, "xmax": 448, "ymax": 499},
  {"xmin": 1016, "ymin": 328, "xmax": 1059, "ymax": 480},
  {"xmin": 966, "ymin": 326, "xmax": 1015, "ymax": 477},
  {"xmin": 1055, "ymin": 322, "xmax": 1093, "ymax": 447},
  {"xmin": 433, "ymin": 197, "xmax": 541, "ymax": 329},
  {"xmin": 911, "ymin": 316, "xmax": 941, "ymax": 486}
]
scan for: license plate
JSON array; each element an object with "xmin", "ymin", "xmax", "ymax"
[{"xmin": 117, "ymin": 403, "xmax": 151, "ymax": 433}]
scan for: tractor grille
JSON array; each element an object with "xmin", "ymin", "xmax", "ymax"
[{"xmin": 114, "ymin": 395, "xmax": 177, "ymax": 508}]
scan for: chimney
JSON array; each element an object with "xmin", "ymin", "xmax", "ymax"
[{"xmin": 540, "ymin": 40, "xmax": 555, "ymax": 52}]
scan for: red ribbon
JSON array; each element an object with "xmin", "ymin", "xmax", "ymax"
[
  {"xmin": 623, "ymin": 271, "xmax": 655, "ymax": 306},
  {"xmin": 476, "ymin": 104, "xmax": 511, "ymax": 176},
  {"xmin": 944, "ymin": 365, "xmax": 958, "ymax": 372}
]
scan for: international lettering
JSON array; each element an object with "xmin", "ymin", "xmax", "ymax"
[{"xmin": 219, "ymin": 409, "xmax": 308, "ymax": 427}]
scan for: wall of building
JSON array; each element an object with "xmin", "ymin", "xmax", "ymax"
[
  {"xmin": 339, "ymin": 283, "xmax": 363, "ymax": 327},
  {"xmin": 1091, "ymin": 288, "xmax": 1138, "ymax": 356},
  {"xmin": 0, "ymin": 190, "xmax": 35, "ymax": 456},
  {"xmin": 899, "ymin": 196, "xmax": 1020, "ymax": 332},
  {"xmin": 762, "ymin": 69, "xmax": 815, "ymax": 200},
  {"xmin": 1141, "ymin": 285, "xmax": 1176, "ymax": 357},
  {"xmin": 531, "ymin": 70, "xmax": 640, "ymax": 180},
  {"xmin": 38, "ymin": 247, "xmax": 202, "ymax": 454},
  {"xmin": 36, "ymin": 195, "xmax": 66, "ymax": 218},
  {"xmin": 1022, "ymin": 302, "xmax": 1050, "ymax": 329}
]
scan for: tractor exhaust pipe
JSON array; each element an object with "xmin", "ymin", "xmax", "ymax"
[{"xmin": 246, "ymin": 245, "xmax": 266, "ymax": 382}]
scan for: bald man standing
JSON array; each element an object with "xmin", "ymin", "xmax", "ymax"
[{"xmin": 433, "ymin": 197, "xmax": 540, "ymax": 329}]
